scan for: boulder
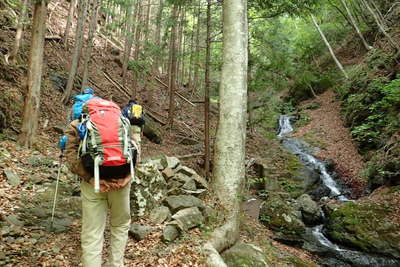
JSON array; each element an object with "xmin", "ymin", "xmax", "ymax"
[
  {"xmin": 297, "ymin": 194, "xmax": 323, "ymax": 225},
  {"xmin": 143, "ymin": 115, "xmax": 162, "ymax": 144},
  {"xmin": 182, "ymin": 179, "xmax": 197, "ymax": 191},
  {"xmin": 27, "ymin": 174, "xmax": 42, "ymax": 184},
  {"xmin": 160, "ymin": 156, "xmax": 180, "ymax": 170},
  {"xmin": 259, "ymin": 193, "xmax": 306, "ymax": 244},
  {"xmin": 49, "ymin": 73, "xmax": 67, "ymax": 92},
  {"xmin": 325, "ymin": 190, "xmax": 400, "ymax": 259},
  {"xmin": 149, "ymin": 206, "xmax": 171, "ymax": 224},
  {"xmin": 5, "ymin": 215, "xmax": 24, "ymax": 227},
  {"xmin": 129, "ymin": 223, "xmax": 156, "ymax": 241},
  {"xmin": 46, "ymin": 217, "xmax": 73, "ymax": 234},
  {"xmin": 222, "ymin": 241, "xmax": 270, "ymax": 267},
  {"xmin": 131, "ymin": 162, "xmax": 167, "ymax": 217},
  {"xmin": 163, "ymin": 224, "xmax": 179, "ymax": 242},
  {"xmin": 162, "ymin": 168, "xmax": 175, "ymax": 179},
  {"xmin": 176, "ymin": 166, "xmax": 196, "ymax": 177},
  {"xmin": 171, "ymin": 207, "xmax": 204, "ymax": 231},
  {"xmin": 164, "ymin": 195, "xmax": 204, "ymax": 213},
  {"xmin": 4, "ymin": 169, "xmax": 21, "ymax": 186}
]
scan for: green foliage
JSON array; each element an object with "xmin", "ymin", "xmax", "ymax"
[{"xmin": 341, "ymin": 74, "xmax": 400, "ymax": 151}]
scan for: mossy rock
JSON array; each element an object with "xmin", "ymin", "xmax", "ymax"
[
  {"xmin": 325, "ymin": 195, "xmax": 400, "ymax": 258},
  {"xmin": 259, "ymin": 193, "xmax": 305, "ymax": 241},
  {"xmin": 222, "ymin": 242, "xmax": 270, "ymax": 267}
]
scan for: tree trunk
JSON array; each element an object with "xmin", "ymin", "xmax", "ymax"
[
  {"xmin": 311, "ymin": 14, "xmax": 349, "ymax": 79},
  {"xmin": 360, "ymin": 0, "xmax": 399, "ymax": 51},
  {"xmin": 144, "ymin": 0, "xmax": 152, "ymax": 45},
  {"xmin": 18, "ymin": 0, "xmax": 47, "ymax": 147},
  {"xmin": 131, "ymin": 1, "xmax": 143, "ymax": 96},
  {"xmin": 81, "ymin": 0, "xmax": 101, "ymax": 90},
  {"xmin": 203, "ymin": 0, "xmax": 248, "ymax": 265},
  {"xmin": 340, "ymin": 0, "xmax": 372, "ymax": 50},
  {"xmin": 177, "ymin": 7, "xmax": 186, "ymax": 87},
  {"xmin": 192, "ymin": 0, "xmax": 202, "ymax": 95},
  {"xmin": 122, "ymin": 0, "xmax": 137, "ymax": 85},
  {"xmin": 154, "ymin": 0, "xmax": 164, "ymax": 74},
  {"xmin": 204, "ymin": 0, "xmax": 211, "ymax": 181},
  {"xmin": 62, "ymin": 0, "xmax": 88, "ymax": 103},
  {"xmin": 168, "ymin": 4, "xmax": 179, "ymax": 128},
  {"xmin": 188, "ymin": 4, "xmax": 197, "ymax": 89},
  {"xmin": 368, "ymin": 0, "xmax": 386, "ymax": 26},
  {"xmin": 63, "ymin": 0, "xmax": 76, "ymax": 47},
  {"xmin": 6, "ymin": 0, "xmax": 28, "ymax": 65}
]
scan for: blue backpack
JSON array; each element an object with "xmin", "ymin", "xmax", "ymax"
[{"xmin": 71, "ymin": 93, "xmax": 94, "ymax": 120}]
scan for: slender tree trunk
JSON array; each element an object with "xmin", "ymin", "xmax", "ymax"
[
  {"xmin": 360, "ymin": 0, "xmax": 399, "ymax": 51},
  {"xmin": 131, "ymin": 2, "xmax": 143, "ymax": 96},
  {"xmin": 122, "ymin": 0, "xmax": 137, "ymax": 85},
  {"xmin": 63, "ymin": 0, "xmax": 76, "ymax": 47},
  {"xmin": 6, "ymin": 0, "xmax": 28, "ymax": 65},
  {"xmin": 18, "ymin": 0, "xmax": 47, "ymax": 147},
  {"xmin": 192, "ymin": 0, "xmax": 202, "ymax": 95},
  {"xmin": 177, "ymin": 7, "xmax": 185, "ymax": 87},
  {"xmin": 62, "ymin": 0, "xmax": 88, "ymax": 103},
  {"xmin": 188, "ymin": 6, "xmax": 196, "ymax": 89},
  {"xmin": 327, "ymin": 0, "xmax": 354, "ymax": 28},
  {"xmin": 340, "ymin": 0, "xmax": 372, "ymax": 50},
  {"xmin": 204, "ymin": 0, "xmax": 211, "ymax": 181},
  {"xmin": 368, "ymin": 0, "xmax": 386, "ymax": 26},
  {"xmin": 204, "ymin": 0, "xmax": 248, "ymax": 264},
  {"xmin": 168, "ymin": 4, "xmax": 179, "ymax": 128},
  {"xmin": 154, "ymin": 0, "xmax": 164, "ymax": 74},
  {"xmin": 311, "ymin": 14, "xmax": 349, "ymax": 79},
  {"xmin": 81, "ymin": 0, "xmax": 101, "ymax": 90},
  {"xmin": 144, "ymin": 0, "xmax": 152, "ymax": 45}
]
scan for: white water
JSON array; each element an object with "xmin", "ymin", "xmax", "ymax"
[
  {"xmin": 278, "ymin": 115, "xmax": 348, "ymax": 201},
  {"xmin": 312, "ymin": 225, "xmax": 343, "ymax": 251}
]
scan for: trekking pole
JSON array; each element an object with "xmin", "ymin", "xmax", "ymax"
[{"xmin": 50, "ymin": 136, "xmax": 67, "ymax": 229}]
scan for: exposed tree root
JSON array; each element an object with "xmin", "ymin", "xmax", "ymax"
[{"xmin": 203, "ymin": 213, "xmax": 239, "ymax": 267}]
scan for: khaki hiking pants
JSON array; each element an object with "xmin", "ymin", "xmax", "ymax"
[{"xmin": 80, "ymin": 181, "xmax": 131, "ymax": 267}]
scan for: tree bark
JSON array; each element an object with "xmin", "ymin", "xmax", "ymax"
[
  {"xmin": 81, "ymin": 0, "xmax": 101, "ymax": 90},
  {"xmin": 192, "ymin": 0, "xmax": 202, "ymax": 95},
  {"xmin": 122, "ymin": 0, "xmax": 137, "ymax": 85},
  {"xmin": 62, "ymin": 0, "xmax": 88, "ymax": 103},
  {"xmin": 6, "ymin": 0, "xmax": 28, "ymax": 65},
  {"xmin": 131, "ymin": 1, "xmax": 143, "ymax": 96},
  {"xmin": 204, "ymin": 0, "xmax": 211, "ymax": 181},
  {"xmin": 203, "ymin": 0, "xmax": 248, "ymax": 264},
  {"xmin": 154, "ymin": 0, "xmax": 164, "ymax": 74},
  {"xmin": 311, "ymin": 14, "xmax": 349, "ymax": 79},
  {"xmin": 63, "ymin": 0, "xmax": 76, "ymax": 47},
  {"xmin": 18, "ymin": 0, "xmax": 47, "ymax": 147},
  {"xmin": 168, "ymin": 4, "xmax": 179, "ymax": 128},
  {"xmin": 340, "ymin": 0, "xmax": 372, "ymax": 51}
]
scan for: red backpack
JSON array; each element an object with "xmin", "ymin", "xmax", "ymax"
[{"xmin": 78, "ymin": 98, "xmax": 137, "ymax": 192}]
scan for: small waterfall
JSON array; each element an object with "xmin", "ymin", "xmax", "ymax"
[
  {"xmin": 277, "ymin": 115, "xmax": 400, "ymax": 266},
  {"xmin": 311, "ymin": 225, "xmax": 343, "ymax": 251},
  {"xmin": 278, "ymin": 115, "xmax": 348, "ymax": 201},
  {"xmin": 277, "ymin": 115, "xmax": 294, "ymax": 138}
]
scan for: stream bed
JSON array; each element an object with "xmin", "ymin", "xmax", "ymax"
[{"xmin": 276, "ymin": 115, "xmax": 400, "ymax": 267}]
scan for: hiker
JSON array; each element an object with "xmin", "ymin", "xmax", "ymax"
[
  {"xmin": 122, "ymin": 99, "xmax": 145, "ymax": 159},
  {"xmin": 64, "ymin": 97, "xmax": 141, "ymax": 267}
]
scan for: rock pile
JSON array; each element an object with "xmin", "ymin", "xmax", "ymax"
[{"xmin": 129, "ymin": 155, "xmax": 209, "ymax": 242}]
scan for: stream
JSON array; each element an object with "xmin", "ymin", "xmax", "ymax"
[{"xmin": 277, "ymin": 115, "xmax": 400, "ymax": 267}]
